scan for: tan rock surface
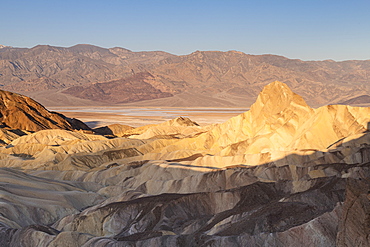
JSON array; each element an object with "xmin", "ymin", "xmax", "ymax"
[{"xmin": 0, "ymin": 81, "xmax": 369, "ymax": 246}]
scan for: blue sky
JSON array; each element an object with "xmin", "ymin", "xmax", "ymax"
[{"xmin": 1, "ymin": 0, "xmax": 369, "ymax": 61}]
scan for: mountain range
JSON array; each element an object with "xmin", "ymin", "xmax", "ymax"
[{"xmin": 1, "ymin": 44, "xmax": 370, "ymax": 107}]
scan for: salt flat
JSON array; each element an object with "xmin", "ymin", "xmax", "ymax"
[{"xmin": 50, "ymin": 107, "xmax": 248, "ymax": 127}]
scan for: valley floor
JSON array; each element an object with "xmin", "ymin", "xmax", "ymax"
[{"xmin": 50, "ymin": 106, "xmax": 248, "ymax": 127}]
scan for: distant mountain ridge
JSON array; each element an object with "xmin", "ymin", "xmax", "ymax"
[{"xmin": 1, "ymin": 44, "xmax": 370, "ymax": 107}]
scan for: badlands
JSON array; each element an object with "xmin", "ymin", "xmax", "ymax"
[{"xmin": 0, "ymin": 81, "xmax": 369, "ymax": 246}]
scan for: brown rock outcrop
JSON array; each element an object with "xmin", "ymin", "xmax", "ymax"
[
  {"xmin": 337, "ymin": 178, "xmax": 370, "ymax": 246},
  {"xmin": 0, "ymin": 89, "xmax": 89, "ymax": 132}
]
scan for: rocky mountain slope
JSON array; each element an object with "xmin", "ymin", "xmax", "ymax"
[
  {"xmin": 0, "ymin": 81, "xmax": 369, "ymax": 246},
  {"xmin": 0, "ymin": 89, "xmax": 89, "ymax": 135},
  {"xmin": 63, "ymin": 72, "xmax": 173, "ymax": 104},
  {"xmin": 1, "ymin": 44, "xmax": 370, "ymax": 107},
  {"xmin": 339, "ymin": 95, "xmax": 370, "ymax": 105}
]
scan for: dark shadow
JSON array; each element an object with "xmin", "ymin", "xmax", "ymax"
[
  {"xmin": 1, "ymin": 122, "xmax": 370, "ymax": 246},
  {"xmin": 7, "ymin": 129, "xmax": 28, "ymax": 136},
  {"xmin": 94, "ymin": 123, "xmax": 370, "ymax": 244},
  {"xmin": 65, "ymin": 117, "xmax": 91, "ymax": 130},
  {"xmin": 84, "ymin": 121, "xmax": 103, "ymax": 128},
  {"xmin": 10, "ymin": 153, "xmax": 35, "ymax": 160},
  {"xmin": 94, "ymin": 125, "xmax": 114, "ymax": 135}
]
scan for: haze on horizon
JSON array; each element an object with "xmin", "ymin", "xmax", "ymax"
[{"xmin": 1, "ymin": 0, "xmax": 370, "ymax": 61}]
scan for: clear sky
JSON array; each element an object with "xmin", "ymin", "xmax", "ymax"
[{"xmin": 1, "ymin": 0, "xmax": 369, "ymax": 61}]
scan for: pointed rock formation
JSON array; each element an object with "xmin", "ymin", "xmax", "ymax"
[
  {"xmin": 155, "ymin": 81, "xmax": 370, "ymax": 159},
  {"xmin": 250, "ymin": 80, "xmax": 310, "ymax": 119},
  {"xmin": 209, "ymin": 81, "xmax": 314, "ymax": 150}
]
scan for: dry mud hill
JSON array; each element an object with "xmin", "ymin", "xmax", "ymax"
[
  {"xmin": 0, "ymin": 81, "xmax": 369, "ymax": 246},
  {"xmin": 0, "ymin": 89, "xmax": 89, "ymax": 135}
]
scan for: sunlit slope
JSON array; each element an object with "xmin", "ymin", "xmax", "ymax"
[
  {"xmin": 1, "ymin": 81, "xmax": 370, "ymax": 171},
  {"xmin": 0, "ymin": 81, "xmax": 369, "ymax": 246}
]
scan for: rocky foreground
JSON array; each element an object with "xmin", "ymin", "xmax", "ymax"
[{"xmin": 0, "ymin": 82, "xmax": 369, "ymax": 246}]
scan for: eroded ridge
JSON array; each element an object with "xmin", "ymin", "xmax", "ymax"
[{"xmin": 0, "ymin": 82, "xmax": 369, "ymax": 246}]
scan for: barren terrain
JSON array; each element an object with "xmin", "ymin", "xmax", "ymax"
[
  {"xmin": 0, "ymin": 82, "xmax": 369, "ymax": 246},
  {"xmin": 2, "ymin": 44, "xmax": 370, "ymax": 108}
]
